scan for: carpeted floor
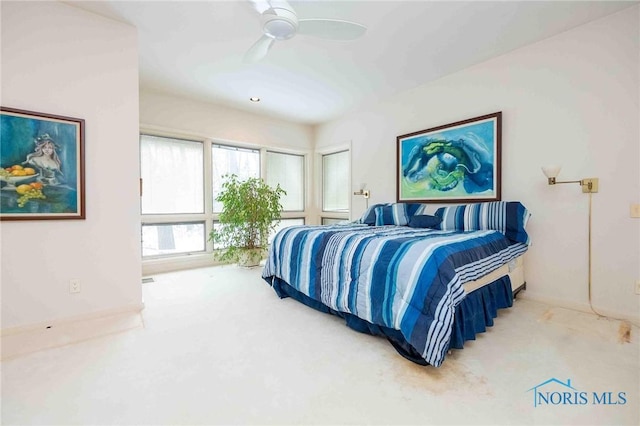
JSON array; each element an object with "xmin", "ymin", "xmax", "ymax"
[{"xmin": 2, "ymin": 265, "xmax": 638, "ymax": 425}]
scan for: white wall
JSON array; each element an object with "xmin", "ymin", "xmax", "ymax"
[
  {"xmin": 1, "ymin": 2, "xmax": 142, "ymax": 329},
  {"xmin": 140, "ymin": 91, "xmax": 313, "ymax": 151},
  {"xmin": 316, "ymin": 7, "xmax": 640, "ymax": 321}
]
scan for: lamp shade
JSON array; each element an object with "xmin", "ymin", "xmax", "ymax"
[{"xmin": 541, "ymin": 165, "xmax": 561, "ymax": 179}]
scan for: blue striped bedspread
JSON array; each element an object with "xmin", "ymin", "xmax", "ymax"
[{"xmin": 262, "ymin": 224, "xmax": 528, "ymax": 367}]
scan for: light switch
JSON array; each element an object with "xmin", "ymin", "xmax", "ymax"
[{"xmin": 631, "ymin": 204, "xmax": 640, "ymax": 218}]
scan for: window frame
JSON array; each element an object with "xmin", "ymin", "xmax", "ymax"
[{"xmin": 318, "ymin": 145, "xmax": 351, "ymax": 223}]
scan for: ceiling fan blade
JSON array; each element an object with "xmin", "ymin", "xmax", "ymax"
[
  {"xmin": 248, "ymin": 0, "xmax": 271, "ymax": 14},
  {"xmin": 248, "ymin": 0, "xmax": 294, "ymax": 15},
  {"xmin": 298, "ymin": 19, "xmax": 367, "ymax": 40},
  {"xmin": 244, "ymin": 35, "xmax": 275, "ymax": 63}
]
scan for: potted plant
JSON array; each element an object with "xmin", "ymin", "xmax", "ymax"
[{"xmin": 210, "ymin": 174, "xmax": 285, "ymax": 267}]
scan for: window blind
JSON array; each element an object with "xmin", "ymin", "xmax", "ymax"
[
  {"xmin": 140, "ymin": 134, "xmax": 204, "ymax": 214},
  {"xmin": 322, "ymin": 150, "xmax": 349, "ymax": 212},
  {"xmin": 266, "ymin": 151, "xmax": 304, "ymax": 211}
]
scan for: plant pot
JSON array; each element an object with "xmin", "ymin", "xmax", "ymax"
[{"xmin": 237, "ymin": 247, "xmax": 266, "ymax": 268}]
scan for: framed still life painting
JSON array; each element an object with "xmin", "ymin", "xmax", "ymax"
[
  {"xmin": 0, "ymin": 107, "xmax": 85, "ymax": 220},
  {"xmin": 397, "ymin": 112, "xmax": 501, "ymax": 203}
]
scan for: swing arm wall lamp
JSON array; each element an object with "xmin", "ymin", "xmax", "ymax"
[{"xmin": 541, "ymin": 165, "xmax": 599, "ymax": 193}]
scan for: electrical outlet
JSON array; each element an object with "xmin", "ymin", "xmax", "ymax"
[
  {"xmin": 69, "ymin": 279, "xmax": 81, "ymax": 294},
  {"xmin": 636, "ymin": 280, "xmax": 640, "ymax": 295}
]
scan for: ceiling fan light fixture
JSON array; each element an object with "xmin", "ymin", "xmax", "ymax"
[{"xmin": 263, "ymin": 12, "xmax": 298, "ymax": 40}]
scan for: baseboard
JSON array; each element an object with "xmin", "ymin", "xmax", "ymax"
[
  {"xmin": 518, "ymin": 291, "xmax": 640, "ymax": 325},
  {"xmin": 142, "ymin": 253, "xmax": 221, "ymax": 276},
  {"xmin": 1, "ymin": 303, "xmax": 145, "ymax": 361}
]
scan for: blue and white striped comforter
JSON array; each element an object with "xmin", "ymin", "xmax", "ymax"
[{"xmin": 262, "ymin": 224, "xmax": 528, "ymax": 367}]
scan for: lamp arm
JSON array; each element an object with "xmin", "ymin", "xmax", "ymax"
[
  {"xmin": 547, "ymin": 177, "xmax": 599, "ymax": 193},
  {"xmin": 553, "ymin": 179, "xmax": 582, "ymax": 185}
]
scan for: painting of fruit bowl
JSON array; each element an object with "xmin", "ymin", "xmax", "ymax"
[
  {"xmin": 0, "ymin": 166, "xmax": 39, "ymax": 189},
  {"xmin": 0, "ymin": 173, "xmax": 39, "ymax": 187}
]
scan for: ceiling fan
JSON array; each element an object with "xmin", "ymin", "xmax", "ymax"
[{"xmin": 244, "ymin": 0, "xmax": 367, "ymax": 63}]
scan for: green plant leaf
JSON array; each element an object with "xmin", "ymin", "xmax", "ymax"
[{"xmin": 210, "ymin": 174, "xmax": 286, "ymax": 263}]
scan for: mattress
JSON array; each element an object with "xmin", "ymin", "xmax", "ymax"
[{"xmin": 463, "ymin": 253, "xmax": 526, "ymax": 294}]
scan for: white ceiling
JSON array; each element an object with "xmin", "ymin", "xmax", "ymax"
[{"xmin": 66, "ymin": 0, "xmax": 636, "ymax": 125}]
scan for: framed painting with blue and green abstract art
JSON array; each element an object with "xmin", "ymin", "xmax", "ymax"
[
  {"xmin": 0, "ymin": 107, "xmax": 85, "ymax": 220},
  {"xmin": 397, "ymin": 112, "xmax": 501, "ymax": 203}
]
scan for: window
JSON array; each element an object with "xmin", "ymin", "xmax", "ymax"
[
  {"xmin": 140, "ymin": 134, "xmax": 208, "ymax": 261},
  {"xmin": 142, "ymin": 222, "xmax": 206, "ymax": 256},
  {"xmin": 215, "ymin": 217, "xmax": 305, "ymax": 248},
  {"xmin": 266, "ymin": 151, "xmax": 304, "ymax": 211},
  {"xmin": 212, "ymin": 144, "xmax": 260, "ymax": 212},
  {"xmin": 321, "ymin": 217, "xmax": 345, "ymax": 225},
  {"xmin": 322, "ymin": 150, "xmax": 349, "ymax": 212},
  {"xmin": 140, "ymin": 135, "xmax": 204, "ymax": 214},
  {"xmin": 140, "ymin": 133, "xmax": 308, "ymax": 264},
  {"xmin": 268, "ymin": 218, "xmax": 305, "ymax": 243}
]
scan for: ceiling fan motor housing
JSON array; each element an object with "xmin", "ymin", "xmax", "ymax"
[{"xmin": 262, "ymin": 7, "xmax": 298, "ymax": 40}]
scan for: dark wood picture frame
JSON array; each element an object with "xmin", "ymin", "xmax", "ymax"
[
  {"xmin": 0, "ymin": 107, "xmax": 85, "ymax": 220},
  {"xmin": 397, "ymin": 112, "xmax": 502, "ymax": 204}
]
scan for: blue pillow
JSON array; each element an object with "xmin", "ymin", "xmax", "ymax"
[
  {"xmin": 408, "ymin": 214, "xmax": 442, "ymax": 229},
  {"xmin": 359, "ymin": 203, "xmax": 390, "ymax": 225},
  {"xmin": 405, "ymin": 203, "xmax": 424, "ymax": 218},
  {"xmin": 375, "ymin": 204, "xmax": 410, "ymax": 226},
  {"xmin": 435, "ymin": 201, "xmax": 531, "ymax": 244},
  {"xmin": 360, "ymin": 203, "xmax": 423, "ymax": 225}
]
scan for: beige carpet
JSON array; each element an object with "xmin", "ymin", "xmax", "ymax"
[{"xmin": 2, "ymin": 265, "xmax": 638, "ymax": 425}]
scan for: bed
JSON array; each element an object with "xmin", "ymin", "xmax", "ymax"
[{"xmin": 262, "ymin": 201, "xmax": 531, "ymax": 367}]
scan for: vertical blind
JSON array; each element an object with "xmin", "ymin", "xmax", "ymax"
[
  {"xmin": 322, "ymin": 150, "xmax": 349, "ymax": 212},
  {"xmin": 266, "ymin": 151, "xmax": 304, "ymax": 211}
]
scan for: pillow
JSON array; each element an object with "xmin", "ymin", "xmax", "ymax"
[
  {"xmin": 375, "ymin": 204, "xmax": 410, "ymax": 226},
  {"xmin": 358, "ymin": 203, "xmax": 391, "ymax": 225},
  {"xmin": 408, "ymin": 214, "xmax": 442, "ymax": 229},
  {"xmin": 434, "ymin": 201, "xmax": 531, "ymax": 244},
  {"xmin": 359, "ymin": 203, "xmax": 423, "ymax": 225},
  {"xmin": 405, "ymin": 203, "xmax": 425, "ymax": 218}
]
